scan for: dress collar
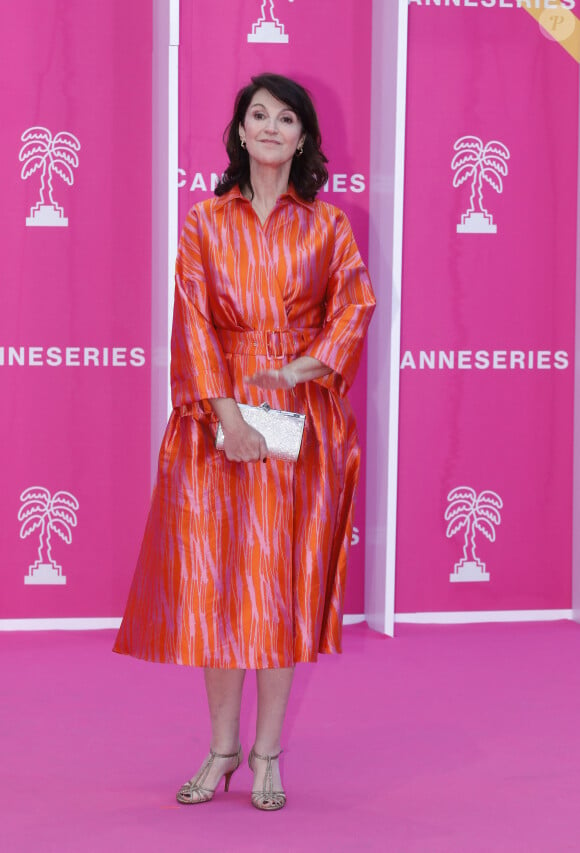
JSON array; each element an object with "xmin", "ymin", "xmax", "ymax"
[{"xmin": 214, "ymin": 183, "xmax": 314, "ymax": 211}]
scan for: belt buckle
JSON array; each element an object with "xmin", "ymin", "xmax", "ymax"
[{"xmin": 266, "ymin": 330, "xmax": 285, "ymax": 360}]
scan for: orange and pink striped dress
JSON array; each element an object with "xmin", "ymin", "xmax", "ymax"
[{"xmin": 114, "ymin": 185, "xmax": 375, "ymax": 668}]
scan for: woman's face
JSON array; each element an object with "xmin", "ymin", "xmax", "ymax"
[{"xmin": 239, "ymin": 88, "xmax": 305, "ymax": 170}]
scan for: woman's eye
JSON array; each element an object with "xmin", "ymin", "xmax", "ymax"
[
  {"xmin": 281, "ymin": 116, "xmax": 294, "ymax": 124},
  {"xmin": 252, "ymin": 111, "xmax": 265, "ymax": 120}
]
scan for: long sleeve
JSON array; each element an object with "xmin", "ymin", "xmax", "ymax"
[
  {"xmin": 170, "ymin": 207, "xmax": 234, "ymax": 413},
  {"xmin": 305, "ymin": 209, "xmax": 376, "ymax": 396}
]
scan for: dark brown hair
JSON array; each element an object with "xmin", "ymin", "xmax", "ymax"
[{"xmin": 215, "ymin": 73, "xmax": 329, "ymax": 202}]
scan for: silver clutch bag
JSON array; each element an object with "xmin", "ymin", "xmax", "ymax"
[{"xmin": 215, "ymin": 402, "xmax": 306, "ymax": 462}]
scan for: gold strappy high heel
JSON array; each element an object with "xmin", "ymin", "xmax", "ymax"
[
  {"xmin": 248, "ymin": 746, "xmax": 286, "ymax": 811},
  {"xmin": 176, "ymin": 745, "xmax": 242, "ymax": 804}
]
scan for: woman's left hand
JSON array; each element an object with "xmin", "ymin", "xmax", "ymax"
[{"xmin": 245, "ymin": 366, "xmax": 298, "ymax": 390}]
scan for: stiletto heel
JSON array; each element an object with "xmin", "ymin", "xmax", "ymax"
[
  {"xmin": 224, "ymin": 769, "xmax": 235, "ymax": 793},
  {"xmin": 176, "ymin": 745, "xmax": 242, "ymax": 804},
  {"xmin": 248, "ymin": 746, "xmax": 286, "ymax": 811}
]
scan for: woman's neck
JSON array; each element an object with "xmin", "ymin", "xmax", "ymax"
[{"xmin": 245, "ymin": 163, "xmax": 292, "ymax": 222}]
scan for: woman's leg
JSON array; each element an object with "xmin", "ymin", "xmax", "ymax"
[
  {"xmin": 251, "ymin": 666, "xmax": 294, "ymax": 792},
  {"xmin": 205, "ymin": 667, "xmax": 246, "ymax": 754},
  {"xmin": 179, "ymin": 668, "xmax": 246, "ymax": 800}
]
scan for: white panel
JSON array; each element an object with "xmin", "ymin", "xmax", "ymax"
[
  {"xmin": 365, "ymin": 0, "xmax": 408, "ymax": 637},
  {"xmin": 0, "ymin": 618, "xmax": 122, "ymax": 631},
  {"xmin": 395, "ymin": 610, "xmax": 573, "ymax": 625},
  {"xmin": 343, "ymin": 614, "xmax": 365, "ymax": 626},
  {"xmin": 151, "ymin": 0, "xmax": 180, "ymax": 484}
]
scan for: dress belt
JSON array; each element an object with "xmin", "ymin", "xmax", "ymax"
[{"xmin": 217, "ymin": 328, "xmax": 320, "ymax": 360}]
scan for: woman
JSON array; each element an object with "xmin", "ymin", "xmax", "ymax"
[{"xmin": 114, "ymin": 73, "xmax": 375, "ymax": 811}]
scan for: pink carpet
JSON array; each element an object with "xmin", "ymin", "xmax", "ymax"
[{"xmin": 2, "ymin": 621, "xmax": 580, "ymax": 852}]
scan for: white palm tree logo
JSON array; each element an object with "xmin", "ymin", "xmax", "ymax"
[
  {"xmin": 452, "ymin": 136, "xmax": 510, "ymax": 234},
  {"xmin": 19, "ymin": 127, "xmax": 81, "ymax": 227},
  {"xmin": 19, "ymin": 487, "xmax": 79, "ymax": 585},
  {"xmin": 248, "ymin": 0, "xmax": 290, "ymax": 43},
  {"xmin": 445, "ymin": 486, "xmax": 502, "ymax": 582}
]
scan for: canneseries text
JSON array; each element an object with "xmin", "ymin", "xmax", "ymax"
[
  {"xmin": 0, "ymin": 346, "xmax": 146, "ymax": 368},
  {"xmin": 400, "ymin": 349, "xmax": 570, "ymax": 370}
]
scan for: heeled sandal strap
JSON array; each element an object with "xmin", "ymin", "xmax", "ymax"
[
  {"xmin": 189, "ymin": 746, "xmax": 241, "ymax": 785},
  {"xmin": 251, "ymin": 790, "xmax": 287, "ymax": 811},
  {"xmin": 209, "ymin": 746, "xmax": 242, "ymax": 760},
  {"xmin": 249, "ymin": 747, "xmax": 284, "ymax": 801},
  {"xmin": 249, "ymin": 747, "xmax": 283, "ymax": 762},
  {"xmin": 196, "ymin": 745, "xmax": 241, "ymax": 783},
  {"xmin": 176, "ymin": 745, "xmax": 242, "ymax": 804},
  {"xmin": 177, "ymin": 781, "xmax": 214, "ymax": 802}
]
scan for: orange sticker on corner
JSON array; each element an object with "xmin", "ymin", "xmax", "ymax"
[{"xmin": 522, "ymin": 3, "xmax": 580, "ymax": 62}]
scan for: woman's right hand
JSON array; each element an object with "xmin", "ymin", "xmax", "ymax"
[
  {"xmin": 221, "ymin": 420, "xmax": 268, "ymax": 463},
  {"xmin": 209, "ymin": 397, "xmax": 268, "ymax": 462}
]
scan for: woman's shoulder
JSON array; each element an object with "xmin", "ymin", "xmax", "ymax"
[
  {"xmin": 187, "ymin": 186, "xmax": 246, "ymax": 220},
  {"xmin": 309, "ymin": 198, "xmax": 353, "ymax": 232},
  {"xmin": 311, "ymin": 197, "xmax": 344, "ymax": 215},
  {"xmin": 179, "ymin": 195, "xmax": 228, "ymax": 240},
  {"xmin": 184, "ymin": 195, "xmax": 222, "ymax": 221}
]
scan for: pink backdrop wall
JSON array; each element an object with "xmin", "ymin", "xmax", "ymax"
[
  {"xmin": 0, "ymin": 1, "xmax": 152, "ymax": 619},
  {"xmin": 397, "ymin": 5, "xmax": 579, "ymax": 613},
  {"xmin": 5, "ymin": 2, "xmax": 575, "ymax": 626},
  {"xmin": 177, "ymin": 0, "xmax": 372, "ymax": 614}
]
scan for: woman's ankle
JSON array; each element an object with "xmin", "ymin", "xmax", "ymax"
[
  {"xmin": 252, "ymin": 743, "xmax": 281, "ymax": 758},
  {"xmin": 210, "ymin": 741, "xmax": 240, "ymax": 757}
]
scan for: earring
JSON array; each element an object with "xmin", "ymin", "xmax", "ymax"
[
  {"xmin": 240, "ymin": 138, "xmax": 247, "ymax": 149},
  {"xmin": 295, "ymin": 143, "xmax": 304, "ymax": 157}
]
